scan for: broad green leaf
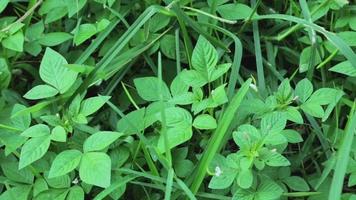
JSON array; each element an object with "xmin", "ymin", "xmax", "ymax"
[
  {"xmin": 233, "ymin": 124, "xmax": 261, "ymax": 150},
  {"xmin": 260, "ymin": 148, "xmax": 290, "ymax": 167},
  {"xmin": 276, "ymin": 79, "xmax": 292, "ymax": 103},
  {"xmin": 80, "ymin": 96, "xmax": 110, "ymax": 116},
  {"xmin": 49, "ymin": 149, "xmax": 82, "ymax": 178},
  {"xmin": 50, "ymin": 125, "xmax": 67, "ymax": 142},
  {"xmin": 19, "ymin": 135, "xmax": 51, "ymax": 169},
  {"xmin": 65, "ymin": 0, "xmax": 87, "ymax": 17},
  {"xmin": 2, "ymin": 31, "xmax": 24, "ymax": 52},
  {"xmin": 180, "ymin": 69, "xmax": 208, "ymax": 87},
  {"xmin": 39, "ymin": 48, "xmax": 78, "ymax": 93},
  {"xmin": 338, "ymin": 31, "xmax": 356, "ymax": 46},
  {"xmin": 21, "ymin": 124, "xmax": 50, "ymax": 137},
  {"xmin": 170, "ymin": 73, "xmax": 189, "ymax": 96},
  {"xmin": 283, "ymin": 176, "xmax": 310, "ymax": 191},
  {"xmin": 96, "ymin": 19, "xmax": 110, "ymax": 32},
  {"xmin": 210, "ymin": 63, "xmax": 231, "ymax": 81},
  {"xmin": 301, "ymin": 101, "xmax": 324, "ymax": 118},
  {"xmin": 38, "ymin": 32, "xmax": 72, "ymax": 46},
  {"xmin": 191, "ymin": 36, "xmax": 218, "ymax": 81},
  {"xmin": 237, "ymin": 169, "xmax": 253, "ymax": 189},
  {"xmin": 79, "ymin": 152, "xmax": 111, "ymax": 188},
  {"xmin": 348, "ymin": 172, "xmax": 356, "ymax": 187},
  {"xmin": 23, "ymin": 84, "xmax": 59, "ymax": 100},
  {"xmin": 217, "ymin": 3, "xmax": 253, "ymax": 20},
  {"xmin": 67, "ymin": 186, "xmax": 84, "ymax": 200},
  {"xmin": 255, "ymin": 179, "xmax": 283, "ymax": 200},
  {"xmin": 0, "ymin": 0, "xmax": 9, "ymax": 13},
  {"xmin": 33, "ymin": 177, "xmax": 48, "ymax": 197},
  {"xmin": 25, "ymin": 21, "xmax": 44, "ymax": 41},
  {"xmin": 193, "ymin": 114, "xmax": 217, "ymax": 130},
  {"xmin": 261, "ymin": 112, "xmax": 287, "ymax": 135},
  {"xmin": 285, "ymin": 107, "xmax": 303, "ymax": 124},
  {"xmin": 134, "ymin": 77, "xmax": 171, "ymax": 101},
  {"xmin": 34, "ymin": 189, "xmax": 68, "ymax": 200},
  {"xmin": 117, "ymin": 108, "xmax": 146, "ymax": 135},
  {"xmin": 0, "ymin": 58, "xmax": 11, "ymax": 90},
  {"xmin": 73, "ymin": 23, "xmax": 97, "ymax": 45},
  {"xmin": 295, "ymin": 78, "xmax": 313, "ymax": 103},
  {"xmin": 329, "ymin": 61, "xmax": 356, "ymax": 77},
  {"xmin": 308, "ymin": 88, "xmax": 343, "ymax": 105},
  {"xmin": 157, "ymin": 123, "xmax": 192, "ymax": 153},
  {"xmin": 1, "ymin": 162, "xmax": 34, "ymax": 184},
  {"xmin": 169, "ymin": 92, "xmax": 196, "ymax": 105},
  {"xmin": 299, "ymin": 46, "xmax": 321, "ymax": 72},
  {"xmin": 281, "ymin": 129, "xmax": 303, "ymax": 143},
  {"xmin": 45, "ymin": 173, "xmax": 71, "ymax": 188},
  {"xmin": 83, "ymin": 131, "xmax": 124, "ymax": 152},
  {"xmin": 211, "ymin": 84, "xmax": 228, "ymax": 106},
  {"xmin": 233, "ymin": 188, "xmax": 255, "ymax": 200},
  {"xmin": 208, "ymin": 155, "xmax": 238, "ymax": 189},
  {"xmin": 0, "ymin": 185, "xmax": 31, "ymax": 200}
]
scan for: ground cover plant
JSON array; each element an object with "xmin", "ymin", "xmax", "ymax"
[{"xmin": 0, "ymin": 0, "xmax": 356, "ymax": 199}]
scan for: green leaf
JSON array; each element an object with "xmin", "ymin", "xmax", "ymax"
[
  {"xmin": 0, "ymin": 185, "xmax": 31, "ymax": 200},
  {"xmin": 191, "ymin": 36, "xmax": 218, "ymax": 81},
  {"xmin": 49, "ymin": 149, "xmax": 82, "ymax": 178},
  {"xmin": 23, "ymin": 84, "xmax": 59, "ymax": 100},
  {"xmin": 193, "ymin": 114, "xmax": 217, "ymax": 130},
  {"xmin": 38, "ymin": 32, "xmax": 72, "ymax": 46},
  {"xmin": 50, "ymin": 125, "xmax": 67, "ymax": 142},
  {"xmin": 261, "ymin": 112, "xmax": 287, "ymax": 135},
  {"xmin": 348, "ymin": 172, "xmax": 356, "ymax": 187},
  {"xmin": 79, "ymin": 152, "xmax": 111, "ymax": 188},
  {"xmin": 211, "ymin": 84, "xmax": 228, "ymax": 106},
  {"xmin": 299, "ymin": 46, "xmax": 321, "ymax": 72},
  {"xmin": 285, "ymin": 107, "xmax": 303, "ymax": 124},
  {"xmin": 255, "ymin": 179, "xmax": 283, "ymax": 200},
  {"xmin": 170, "ymin": 73, "xmax": 189, "ymax": 96},
  {"xmin": 0, "ymin": 58, "xmax": 11, "ymax": 90},
  {"xmin": 73, "ymin": 23, "xmax": 97, "ymax": 45},
  {"xmin": 157, "ymin": 123, "xmax": 192, "ymax": 153},
  {"xmin": 295, "ymin": 78, "xmax": 313, "ymax": 103},
  {"xmin": 1, "ymin": 162, "xmax": 34, "ymax": 184},
  {"xmin": 301, "ymin": 101, "xmax": 324, "ymax": 118},
  {"xmin": 67, "ymin": 186, "xmax": 84, "ymax": 200},
  {"xmin": 80, "ymin": 96, "xmax": 111, "ymax": 116},
  {"xmin": 210, "ymin": 63, "xmax": 231, "ymax": 81},
  {"xmin": 260, "ymin": 148, "xmax": 290, "ymax": 167},
  {"xmin": 237, "ymin": 169, "xmax": 253, "ymax": 189},
  {"xmin": 0, "ymin": 0, "xmax": 9, "ymax": 13},
  {"xmin": 329, "ymin": 61, "xmax": 356, "ymax": 77},
  {"xmin": 281, "ymin": 129, "xmax": 303, "ymax": 143},
  {"xmin": 33, "ymin": 178, "xmax": 48, "ymax": 197},
  {"xmin": 283, "ymin": 176, "xmax": 310, "ymax": 191},
  {"xmin": 2, "ymin": 31, "xmax": 24, "ymax": 52},
  {"xmin": 65, "ymin": 0, "xmax": 87, "ymax": 17},
  {"xmin": 19, "ymin": 135, "xmax": 51, "ymax": 169},
  {"xmin": 217, "ymin": 3, "xmax": 254, "ymax": 20},
  {"xmin": 21, "ymin": 124, "xmax": 50, "ymax": 138},
  {"xmin": 134, "ymin": 77, "xmax": 171, "ymax": 101},
  {"xmin": 83, "ymin": 131, "xmax": 124, "ymax": 152},
  {"xmin": 39, "ymin": 47, "xmax": 78, "ymax": 93},
  {"xmin": 208, "ymin": 155, "xmax": 238, "ymax": 189},
  {"xmin": 180, "ymin": 69, "xmax": 208, "ymax": 87},
  {"xmin": 44, "ymin": 173, "xmax": 71, "ymax": 188}
]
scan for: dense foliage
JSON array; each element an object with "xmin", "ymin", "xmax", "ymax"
[{"xmin": 0, "ymin": 0, "xmax": 356, "ymax": 199}]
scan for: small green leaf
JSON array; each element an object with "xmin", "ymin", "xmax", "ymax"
[
  {"xmin": 49, "ymin": 149, "xmax": 82, "ymax": 178},
  {"xmin": 283, "ymin": 176, "xmax": 310, "ymax": 191},
  {"xmin": 2, "ymin": 31, "xmax": 24, "ymax": 52},
  {"xmin": 301, "ymin": 102, "xmax": 324, "ymax": 118},
  {"xmin": 329, "ymin": 61, "xmax": 356, "ymax": 77},
  {"xmin": 193, "ymin": 114, "xmax": 217, "ymax": 130},
  {"xmin": 51, "ymin": 126, "xmax": 67, "ymax": 142},
  {"xmin": 282, "ymin": 129, "xmax": 303, "ymax": 143},
  {"xmin": 79, "ymin": 152, "xmax": 111, "ymax": 188},
  {"xmin": 0, "ymin": 58, "xmax": 11, "ymax": 90},
  {"xmin": 295, "ymin": 78, "xmax": 313, "ymax": 103},
  {"xmin": 0, "ymin": 0, "xmax": 9, "ymax": 13},
  {"xmin": 19, "ymin": 135, "xmax": 51, "ymax": 169},
  {"xmin": 217, "ymin": 3, "xmax": 254, "ymax": 20},
  {"xmin": 134, "ymin": 77, "xmax": 171, "ymax": 101},
  {"xmin": 23, "ymin": 84, "xmax": 59, "ymax": 100},
  {"xmin": 83, "ymin": 131, "xmax": 124, "ymax": 152},
  {"xmin": 255, "ymin": 179, "xmax": 283, "ymax": 200},
  {"xmin": 180, "ymin": 69, "xmax": 208, "ymax": 87},
  {"xmin": 67, "ymin": 186, "xmax": 84, "ymax": 200},
  {"xmin": 38, "ymin": 32, "xmax": 72, "ymax": 46},
  {"xmin": 21, "ymin": 124, "xmax": 50, "ymax": 138},
  {"xmin": 80, "ymin": 96, "xmax": 111, "ymax": 116},
  {"xmin": 191, "ymin": 36, "xmax": 218, "ymax": 81},
  {"xmin": 73, "ymin": 23, "xmax": 97, "ymax": 45},
  {"xmin": 39, "ymin": 48, "xmax": 78, "ymax": 93},
  {"xmin": 237, "ymin": 169, "xmax": 253, "ymax": 189},
  {"xmin": 299, "ymin": 46, "xmax": 321, "ymax": 73}
]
